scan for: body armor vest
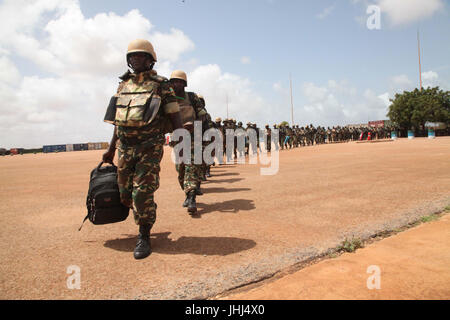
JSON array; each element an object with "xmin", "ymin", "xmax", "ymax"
[
  {"xmin": 104, "ymin": 75, "xmax": 161, "ymax": 128},
  {"xmin": 178, "ymin": 92, "xmax": 196, "ymax": 126}
]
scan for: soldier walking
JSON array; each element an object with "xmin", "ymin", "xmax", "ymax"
[
  {"xmin": 169, "ymin": 70, "xmax": 207, "ymax": 216},
  {"xmin": 102, "ymin": 39, "xmax": 183, "ymax": 259}
]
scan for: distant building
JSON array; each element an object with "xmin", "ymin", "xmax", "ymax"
[
  {"xmin": 346, "ymin": 123, "xmax": 367, "ymax": 129},
  {"xmin": 368, "ymin": 120, "xmax": 391, "ymax": 128}
]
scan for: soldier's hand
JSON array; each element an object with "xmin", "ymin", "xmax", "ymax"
[
  {"xmin": 102, "ymin": 148, "xmax": 115, "ymax": 164},
  {"xmin": 183, "ymin": 123, "xmax": 194, "ymax": 132}
]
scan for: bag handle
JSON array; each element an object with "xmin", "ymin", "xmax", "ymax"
[{"xmin": 97, "ymin": 161, "xmax": 117, "ymax": 170}]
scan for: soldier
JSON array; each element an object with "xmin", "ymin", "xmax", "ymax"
[
  {"xmin": 221, "ymin": 119, "xmax": 231, "ymax": 161},
  {"xmin": 279, "ymin": 124, "xmax": 286, "ymax": 150},
  {"xmin": 252, "ymin": 123, "xmax": 262, "ymax": 152},
  {"xmin": 273, "ymin": 124, "xmax": 280, "ymax": 150},
  {"xmin": 213, "ymin": 117, "xmax": 225, "ymax": 163},
  {"xmin": 326, "ymin": 127, "xmax": 332, "ymax": 144},
  {"xmin": 245, "ymin": 122, "xmax": 255, "ymax": 155},
  {"xmin": 232, "ymin": 119, "xmax": 238, "ymax": 159},
  {"xmin": 236, "ymin": 121, "xmax": 246, "ymax": 157},
  {"xmin": 169, "ymin": 70, "xmax": 206, "ymax": 216},
  {"xmin": 295, "ymin": 125, "xmax": 301, "ymax": 147},
  {"xmin": 284, "ymin": 125, "xmax": 293, "ymax": 149},
  {"xmin": 264, "ymin": 125, "xmax": 272, "ymax": 152},
  {"xmin": 197, "ymin": 94, "xmax": 213, "ymax": 180},
  {"xmin": 304, "ymin": 125, "xmax": 310, "ymax": 146},
  {"xmin": 102, "ymin": 39, "xmax": 183, "ymax": 259}
]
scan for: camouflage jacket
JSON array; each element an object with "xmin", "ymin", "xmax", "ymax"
[{"xmin": 112, "ymin": 69, "xmax": 179, "ymax": 146}]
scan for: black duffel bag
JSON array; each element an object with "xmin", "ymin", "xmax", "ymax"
[{"xmin": 79, "ymin": 161, "xmax": 129, "ymax": 230}]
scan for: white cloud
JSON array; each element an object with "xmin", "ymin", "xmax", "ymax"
[
  {"xmin": 378, "ymin": 92, "xmax": 391, "ymax": 108},
  {"xmin": 296, "ymin": 80, "xmax": 389, "ymax": 127},
  {"xmin": 376, "ymin": 0, "xmax": 445, "ymax": 26},
  {"xmin": 389, "ymin": 74, "xmax": 415, "ymax": 93},
  {"xmin": 240, "ymin": 56, "xmax": 251, "ymax": 65},
  {"xmin": 317, "ymin": 5, "xmax": 335, "ymax": 19},
  {"xmin": 390, "ymin": 74, "xmax": 412, "ymax": 88},
  {"xmin": 0, "ymin": 55, "xmax": 21, "ymax": 85},
  {"xmin": 422, "ymin": 71, "xmax": 439, "ymax": 88},
  {"xmin": 273, "ymin": 82, "xmax": 288, "ymax": 95},
  {"xmin": 187, "ymin": 64, "xmax": 270, "ymax": 125},
  {"xmin": 0, "ymin": 0, "xmax": 196, "ymax": 149}
]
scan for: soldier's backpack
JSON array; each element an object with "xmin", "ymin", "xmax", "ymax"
[{"xmin": 78, "ymin": 162, "xmax": 129, "ymax": 231}]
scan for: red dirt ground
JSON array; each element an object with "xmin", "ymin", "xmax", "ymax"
[{"xmin": 0, "ymin": 137, "xmax": 449, "ymax": 299}]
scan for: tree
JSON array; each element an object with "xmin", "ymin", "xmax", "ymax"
[
  {"xmin": 387, "ymin": 87, "xmax": 450, "ymax": 132},
  {"xmin": 279, "ymin": 121, "xmax": 289, "ymax": 127}
]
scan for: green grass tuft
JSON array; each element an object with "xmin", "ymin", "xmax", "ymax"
[
  {"xmin": 420, "ymin": 214, "xmax": 439, "ymax": 223},
  {"xmin": 337, "ymin": 237, "xmax": 363, "ymax": 253}
]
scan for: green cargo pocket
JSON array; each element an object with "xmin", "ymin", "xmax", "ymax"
[{"xmin": 115, "ymin": 93, "xmax": 153, "ymax": 126}]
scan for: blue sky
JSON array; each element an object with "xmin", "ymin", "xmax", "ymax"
[
  {"xmin": 77, "ymin": 0, "xmax": 450, "ymax": 91},
  {"xmin": 1, "ymin": 0, "xmax": 449, "ymax": 148}
]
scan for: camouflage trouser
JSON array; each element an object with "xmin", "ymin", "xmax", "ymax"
[
  {"xmin": 175, "ymin": 142, "xmax": 201, "ymax": 194},
  {"xmin": 292, "ymin": 135, "xmax": 298, "ymax": 147},
  {"xmin": 266, "ymin": 135, "xmax": 271, "ymax": 152},
  {"xmin": 279, "ymin": 135, "xmax": 285, "ymax": 149},
  {"xmin": 117, "ymin": 143, "xmax": 163, "ymax": 226},
  {"xmin": 176, "ymin": 163, "xmax": 202, "ymax": 194},
  {"xmin": 200, "ymin": 142, "xmax": 209, "ymax": 179}
]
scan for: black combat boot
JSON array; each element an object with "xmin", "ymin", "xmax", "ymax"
[
  {"xmin": 182, "ymin": 194, "xmax": 189, "ymax": 207},
  {"xmin": 134, "ymin": 224, "xmax": 152, "ymax": 260},
  {"xmin": 186, "ymin": 190, "xmax": 197, "ymax": 215},
  {"xmin": 195, "ymin": 182, "xmax": 203, "ymax": 196}
]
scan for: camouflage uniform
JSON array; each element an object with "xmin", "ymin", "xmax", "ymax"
[
  {"xmin": 236, "ymin": 122, "xmax": 246, "ymax": 157},
  {"xmin": 264, "ymin": 125, "xmax": 272, "ymax": 152},
  {"xmin": 111, "ymin": 70, "xmax": 179, "ymax": 227},
  {"xmin": 273, "ymin": 125, "xmax": 280, "ymax": 150},
  {"xmin": 279, "ymin": 125, "xmax": 286, "ymax": 150},
  {"xmin": 175, "ymin": 92, "xmax": 207, "ymax": 195},
  {"xmin": 214, "ymin": 118, "xmax": 225, "ymax": 162}
]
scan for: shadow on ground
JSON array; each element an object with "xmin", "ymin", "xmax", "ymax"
[
  {"xmin": 196, "ymin": 199, "xmax": 255, "ymax": 215},
  {"xmin": 205, "ymin": 178, "xmax": 244, "ymax": 184},
  {"xmin": 104, "ymin": 232, "xmax": 256, "ymax": 256},
  {"xmin": 209, "ymin": 172, "xmax": 240, "ymax": 177},
  {"xmin": 202, "ymin": 187, "xmax": 251, "ymax": 194}
]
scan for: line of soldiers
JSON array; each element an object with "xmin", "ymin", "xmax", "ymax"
[
  {"xmin": 100, "ymin": 38, "xmax": 394, "ymax": 260},
  {"xmin": 207, "ymin": 122, "xmax": 394, "ymax": 154}
]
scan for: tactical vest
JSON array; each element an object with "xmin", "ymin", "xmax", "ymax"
[
  {"xmin": 104, "ymin": 74, "xmax": 161, "ymax": 128},
  {"xmin": 178, "ymin": 92, "xmax": 197, "ymax": 126}
]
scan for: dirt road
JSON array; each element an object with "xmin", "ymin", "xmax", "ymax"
[
  {"xmin": 218, "ymin": 212, "xmax": 450, "ymax": 300},
  {"xmin": 0, "ymin": 137, "xmax": 449, "ymax": 299}
]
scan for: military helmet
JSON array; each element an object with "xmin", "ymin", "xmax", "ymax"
[
  {"xmin": 197, "ymin": 94, "xmax": 204, "ymax": 100},
  {"xmin": 170, "ymin": 70, "xmax": 188, "ymax": 84},
  {"xmin": 127, "ymin": 39, "xmax": 157, "ymax": 61},
  {"xmin": 215, "ymin": 117, "xmax": 222, "ymax": 122}
]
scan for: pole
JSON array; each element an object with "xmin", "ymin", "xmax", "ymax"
[
  {"xmin": 418, "ymin": 30, "xmax": 422, "ymax": 90},
  {"xmin": 290, "ymin": 73, "xmax": 294, "ymax": 126}
]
